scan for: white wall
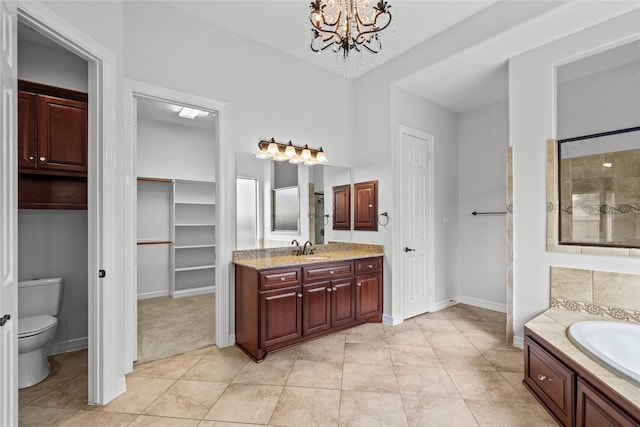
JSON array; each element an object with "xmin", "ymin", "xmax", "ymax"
[
  {"xmin": 123, "ymin": 1, "xmax": 354, "ymax": 169},
  {"xmin": 18, "ymin": 39, "xmax": 87, "ymax": 91},
  {"xmin": 457, "ymin": 101, "xmax": 509, "ymax": 311},
  {"xmin": 137, "ymin": 116, "xmax": 216, "ymax": 182},
  {"xmin": 557, "ymin": 60, "xmax": 640, "ymax": 139},
  {"xmin": 509, "ymin": 10, "xmax": 640, "ymax": 343},
  {"xmin": 17, "ymin": 35, "xmax": 89, "ymax": 353}
]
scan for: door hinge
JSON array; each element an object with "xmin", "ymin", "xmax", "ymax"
[
  {"xmin": 98, "ymin": 270, "xmax": 106, "ymax": 278},
  {"xmin": 0, "ymin": 314, "xmax": 11, "ymax": 327}
]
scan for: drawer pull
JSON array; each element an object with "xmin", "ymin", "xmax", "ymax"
[
  {"xmin": 329, "ymin": 270, "xmax": 335, "ymax": 274},
  {"xmin": 357, "ymin": 282, "xmax": 362, "ymax": 287},
  {"xmin": 368, "ymin": 264, "xmax": 373, "ymax": 269},
  {"xmin": 537, "ymin": 375, "xmax": 548, "ymax": 381},
  {"xmin": 280, "ymin": 276, "xmax": 286, "ymax": 281}
]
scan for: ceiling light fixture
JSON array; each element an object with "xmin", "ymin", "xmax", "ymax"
[
  {"xmin": 257, "ymin": 138, "xmax": 328, "ymax": 165},
  {"xmin": 178, "ymin": 106, "xmax": 209, "ymax": 119},
  {"xmin": 309, "ymin": 0, "xmax": 392, "ymax": 59}
]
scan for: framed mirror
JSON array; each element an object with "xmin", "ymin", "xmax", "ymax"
[
  {"xmin": 235, "ymin": 152, "xmax": 352, "ymax": 249},
  {"xmin": 548, "ymin": 39, "xmax": 640, "ymax": 256}
]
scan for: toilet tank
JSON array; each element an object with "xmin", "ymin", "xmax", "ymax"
[{"xmin": 18, "ymin": 277, "xmax": 63, "ymax": 318}]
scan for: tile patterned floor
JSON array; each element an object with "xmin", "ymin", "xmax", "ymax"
[{"xmin": 18, "ymin": 304, "xmax": 557, "ymax": 426}]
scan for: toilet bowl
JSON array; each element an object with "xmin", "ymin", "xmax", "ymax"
[{"xmin": 18, "ymin": 277, "xmax": 63, "ymax": 389}]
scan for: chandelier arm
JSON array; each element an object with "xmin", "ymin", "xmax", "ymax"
[{"xmin": 354, "ymin": 14, "xmax": 391, "ymax": 44}]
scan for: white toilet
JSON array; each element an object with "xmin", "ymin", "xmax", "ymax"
[{"xmin": 18, "ymin": 277, "xmax": 63, "ymax": 389}]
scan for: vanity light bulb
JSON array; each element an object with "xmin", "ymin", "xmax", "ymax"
[
  {"xmin": 316, "ymin": 148, "xmax": 327, "ymax": 162},
  {"xmin": 267, "ymin": 141, "xmax": 279, "ymax": 155},
  {"xmin": 603, "ymin": 162, "xmax": 612, "ymax": 168},
  {"xmin": 301, "ymin": 145, "xmax": 311, "ymax": 160},
  {"xmin": 285, "ymin": 142, "xmax": 296, "ymax": 157}
]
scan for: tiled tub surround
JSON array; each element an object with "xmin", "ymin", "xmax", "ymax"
[
  {"xmin": 523, "ymin": 266, "xmax": 640, "ymax": 424},
  {"xmin": 550, "ymin": 267, "xmax": 640, "ymax": 322},
  {"xmin": 233, "ymin": 242, "xmax": 384, "ymax": 269}
]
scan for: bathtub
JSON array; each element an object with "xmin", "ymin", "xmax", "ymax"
[{"xmin": 568, "ymin": 320, "xmax": 640, "ymax": 387}]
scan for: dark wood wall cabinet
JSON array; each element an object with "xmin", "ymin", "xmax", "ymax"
[
  {"xmin": 332, "ymin": 184, "xmax": 350, "ymax": 230},
  {"xmin": 18, "ymin": 80, "xmax": 88, "ymax": 209},
  {"xmin": 354, "ymin": 180, "xmax": 378, "ymax": 231},
  {"xmin": 524, "ymin": 327, "xmax": 639, "ymax": 427},
  {"xmin": 235, "ymin": 256, "xmax": 383, "ymax": 362}
]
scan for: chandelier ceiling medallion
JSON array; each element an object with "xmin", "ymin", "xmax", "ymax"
[{"xmin": 309, "ymin": 0, "xmax": 392, "ymax": 59}]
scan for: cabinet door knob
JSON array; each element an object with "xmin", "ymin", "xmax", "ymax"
[
  {"xmin": 326, "ymin": 288, "xmax": 332, "ymax": 292},
  {"xmin": 297, "ymin": 293, "xmax": 302, "ymax": 298},
  {"xmin": 537, "ymin": 375, "xmax": 548, "ymax": 381},
  {"xmin": 332, "ymin": 286, "xmax": 337, "ymax": 291},
  {"xmin": 39, "ymin": 156, "xmax": 46, "ymax": 162},
  {"xmin": 28, "ymin": 156, "xmax": 34, "ymax": 160},
  {"xmin": 357, "ymin": 282, "xmax": 362, "ymax": 287}
]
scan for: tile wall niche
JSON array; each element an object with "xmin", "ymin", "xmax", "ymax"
[{"xmin": 550, "ymin": 266, "xmax": 640, "ymax": 323}]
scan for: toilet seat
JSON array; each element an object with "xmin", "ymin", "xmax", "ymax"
[{"xmin": 18, "ymin": 315, "xmax": 57, "ymax": 339}]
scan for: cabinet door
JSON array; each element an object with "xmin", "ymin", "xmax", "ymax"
[
  {"xmin": 355, "ymin": 272, "xmax": 382, "ymax": 322},
  {"xmin": 303, "ymin": 282, "xmax": 331, "ymax": 336},
  {"xmin": 260, "ymin": 286, "xmax": 302, "ymax": 348},
  {"xmin": 332, "ymin": 184, "xmax": 350, "ymax": 230},
  {"xmin": 18, "ymin": 91, "xmax": 37, "ymax": 169},
  {"xmin": 576, "ymin": 378, "xmax": 637, "ymax": 427},
  {"xmin": 38, "ymin": 95, "xmax": 88, "ymax": 174},
  {"xmin": 330, "ymin": 277, "xmax": 355, "ymax": 328},
  {"xmin": 353, "ymin": 180, "xmax": 378, "ymax": 231}
]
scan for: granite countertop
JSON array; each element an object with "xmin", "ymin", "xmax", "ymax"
[
  {"xmin": 233, "ymin": 246, "xmax": 383, "ymax": 270},
  {"xmin": 525, "ymin": 308, "xmax": 639, "ymax": 409}
]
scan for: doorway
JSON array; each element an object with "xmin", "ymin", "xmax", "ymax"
[
  {"xmin": 393, "ymin": 125, "xmax": 435, "ymax": 321},
  {"xmin": 134, "ymin": 96, "xmax": 217, "ymax": 363}
]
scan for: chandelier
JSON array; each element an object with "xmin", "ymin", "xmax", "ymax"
[
  {"xmin": 309, "ymin": 0, "xmax": 392, "ymax": 58},
  {"xmin": 257, "ymin": 138, "xmax": 328, "ymax": 165}
]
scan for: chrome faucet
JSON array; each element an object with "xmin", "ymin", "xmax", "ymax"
[{"xmin": 302, "ymin": 240, "xmax": 314, "ymax": 255}]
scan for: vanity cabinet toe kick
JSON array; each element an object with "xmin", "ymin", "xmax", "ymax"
[{"xmin": 234, "ymin": 256, "xmax": 383, "ymax": 362}]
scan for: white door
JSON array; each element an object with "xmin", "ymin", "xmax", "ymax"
[
  {"xmin": 0, "ymin": 0, "xmax": 18, "ymax": 424},
  {"xmin": 400, "ymin": 128, "xmax": 434, "ymax": 319}
]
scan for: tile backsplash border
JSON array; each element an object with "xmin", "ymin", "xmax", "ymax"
[{"xmin": 550, "ymin": 266, "xmax": 640, "ymax": 323}]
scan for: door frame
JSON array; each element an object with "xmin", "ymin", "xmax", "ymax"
[
  {"xmin": 17, "ymin": 1, "xmax": 122, "ymax": 404},
  {"xmin": 391, "ymin": 125, "xmax": 435, "ymax": 324},
  {"xmin": 123, "ymin": 79, "xmax": 231, "ymax": 371}
]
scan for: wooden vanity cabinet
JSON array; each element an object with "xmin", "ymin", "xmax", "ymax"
[
  {"xmin": 235, "ymin": 255, "xmax": 383, "ymax": 362},
  {"xmin": 524, "ymin": 327, "xmax": 640, "ymax": 427}
]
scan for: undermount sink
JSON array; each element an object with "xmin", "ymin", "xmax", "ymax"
[
  {"xmin": 567, "ymin": 320, "xmax": 640, "ymax": 386},
  {"xmin": 301, "ymin": 256, "xmax": 329, "ymax": 260}
]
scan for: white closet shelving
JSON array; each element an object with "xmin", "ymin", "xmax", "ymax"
[
  {"xmin": 137, "ymin": 177, "xmax": 216, "ymax": 299},
  {"xmin": 172, "ymin": 179, "xmax": 216, "ymax": 297}
]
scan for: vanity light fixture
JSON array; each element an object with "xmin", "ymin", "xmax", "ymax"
[
  {"xmin": 257, "ymin": 138, "xmax": 328, "ymax": 165},
  {"xmin": 178, "ymin": 106, "xmax": 209, "ymax": 119}
]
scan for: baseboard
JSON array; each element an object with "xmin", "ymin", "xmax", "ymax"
[
  {"xmin": 171, "ymin": 286, "xmax": 216, "ymax": 299},
  {"xmin": 513, "ymin": 335, "xmax": 524, "ymax": 349},
  {"xmin": 46, "ymin": 336, "xmax": 88, "ymax": 356},
  {"xmin": 433, "ymin": 298, "xmax": 459, "ymax": 312},
  {"xmin": 137, "ymin": 290, "xmax": 170, "ymax": 300},
  {"xmin": 455, "ymin": 296, "xmax": 506, "ymax": 313},
  {"xmin": 382, "ymin": 313, "xmax": 402, "ymax": 326}
]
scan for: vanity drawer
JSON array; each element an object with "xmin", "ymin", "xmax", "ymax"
[
  {"xmin": 524, "ymin": 336, "xmax": 575, "ymax": 426},
  {"xmin": 303, "ymin": 261, "xmax": 354, "ymax": 282},
  {"xmin": 355, "ymin": 257, "xmax": 381, "ymax": 274},
  {"xmin": 259, "ymin": 267, "xmax": 301, "ymax": 290}
]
